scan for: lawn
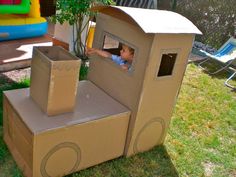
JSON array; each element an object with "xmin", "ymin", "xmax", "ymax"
[{"xmin": 0, "ymin": 63, "xmax": 235, "ymax": 177}]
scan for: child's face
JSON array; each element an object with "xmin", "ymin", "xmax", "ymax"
[{"xmin": 120, "ymin": 45, "xmax": 133, "ymax": 62}]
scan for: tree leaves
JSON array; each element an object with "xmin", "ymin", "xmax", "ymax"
[
  {"xmin": 175, "ymin": 0, "xmax": 236, "ymax": 48},
  {"xmin": 50, "ymin": 0, "xmax": 112, "ymax": 58}
]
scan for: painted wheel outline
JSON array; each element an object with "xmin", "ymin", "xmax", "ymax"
[
  {"xmin": 40, "ymin": 142, "xmax": 81, "ymax": 177},
  {"xmin": 133, "ymin": 117, "xmax": 165, "ymax": 154}
]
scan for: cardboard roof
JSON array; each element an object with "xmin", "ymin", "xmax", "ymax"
[{"xmin": 94, "ymin": 6, "xmax": 202, "ymax": 35}]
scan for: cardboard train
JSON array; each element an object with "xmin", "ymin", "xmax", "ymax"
[{"xmin": 3, "ymin": 6, "xmax": 201, "ymax": 177}]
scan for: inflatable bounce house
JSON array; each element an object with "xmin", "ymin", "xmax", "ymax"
[
  {"xmin": 3, "ymin": 6, "xmax": 201, "ymax": 177},
  {"xmin": 0, "ymin": 0, "xmax": 47, "ymax": 41}
]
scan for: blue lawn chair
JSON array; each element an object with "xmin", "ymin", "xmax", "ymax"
[{"xmin": 198, "ymin": 37, "xmax": 236, "ymax": 89}]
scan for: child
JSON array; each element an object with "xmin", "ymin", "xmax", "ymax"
[{"xmin": 86, "ymin": 44, "xmax": 134, "ymax": 71}]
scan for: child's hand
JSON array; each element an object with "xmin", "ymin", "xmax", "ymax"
[
  {"xmin": 86, "ymin": 47, "xmax": 97, "ymax": 56},
  {"xmin": 86, "ymin": 47, "xmax": 112, "ymax": 58},
  {"xmin": 121, "ymin": 64, "xmax": 129, "ymax": 71}
]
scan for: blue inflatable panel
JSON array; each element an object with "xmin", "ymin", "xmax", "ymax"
[{"xmin": 0, "ymin": 22, "xmax": 47, "ymax": 41}]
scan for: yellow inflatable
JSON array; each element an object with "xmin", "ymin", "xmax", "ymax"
[{"xmin": 0, "ymin": 0, "xmax": 47, "ymax": 41}]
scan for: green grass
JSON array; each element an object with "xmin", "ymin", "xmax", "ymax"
[{"xmin": 0, "ymin": 64, "xmax": 235, "ymax": 177}]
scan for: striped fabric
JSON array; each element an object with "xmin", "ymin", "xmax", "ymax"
[
  {"xmin": 114, "ymin": 0, "xmax": 157, "ymax": 9},
  {"xmin": 215, "ymin": 43, "xmax": 236, "ymax": 57}
]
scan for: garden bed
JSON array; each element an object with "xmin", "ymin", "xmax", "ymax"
[{"xmin": 0, "ymin": 67, "xmax": 30, "ymax": 84}]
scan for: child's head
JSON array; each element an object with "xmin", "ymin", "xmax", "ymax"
[{"xmin": 120, "ymin": 44, "xmax": 134, "ymax": 62}]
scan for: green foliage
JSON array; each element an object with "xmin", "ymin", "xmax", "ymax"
[
  {"xmin": 157, "ymin": 1, "xmax": 236, "ymax": 49},
  {"xmin": 166, "ymin": 63, "xmax": 236, "ymax": 176},
  {"xmin": 174, "ymin": 0, "xmax": 236, "ymax": 48},
  {"xmin": 51, "ymin": 0, "xmax": 113, "ymax": 59},
  {"xmin": 0, "ymin": 128, "xmax": 8, "ymax": 163},
  {"xmin": 79, "ymin": 62, "xmax": 89, "ymax": 80},
  {"xmin": 51, "ymin": 0, "xmax": 92, "ymax": 25}
]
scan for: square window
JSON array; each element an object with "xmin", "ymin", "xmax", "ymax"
[
  {"xmin": 157, "ymin": 53, "xmax": 177, "ymax": 77},
  {"xmin": 101, "ymin": 34, "xmax": 136, "ymax": 73}
]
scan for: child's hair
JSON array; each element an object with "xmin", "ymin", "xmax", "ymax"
[{"xmin": 123, "ymin": 44, "xmax": 134, "ymax": 55}]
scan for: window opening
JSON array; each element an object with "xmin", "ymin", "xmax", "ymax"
[
  {"xmin": 101, "ymin": 34, "xmax": 136, "ymax": 72},
  {"xmin": 157, "ymin": 53, "xmax": 177, "ymax": 77}
]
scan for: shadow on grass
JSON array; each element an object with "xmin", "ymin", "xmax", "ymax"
[
  {"xmin": 192, "ymin": 59, "xmax": 236, "ymax": 90},
  {"xmin": 66, "ymin": 145, "xmax": 179, "ymax": 177},
  {"xmin": 0, "ymin": 72, "xmax": 16, "ymax": 86}
]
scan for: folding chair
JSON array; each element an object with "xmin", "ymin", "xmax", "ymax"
[{"xmin": 198, "ymin": 37, "xmax": 236, "ymax": 89}]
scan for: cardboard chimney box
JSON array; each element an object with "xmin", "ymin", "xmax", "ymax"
[
  {"xmin": 3, "ymin": 81, "xmax": 130, "ymax": 177},
  {"xmin": 30, "ymin": 46, "xmax": 81, "ymax": 116}
]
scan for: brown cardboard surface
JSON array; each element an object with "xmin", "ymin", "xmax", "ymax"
[
  {"xmin": 4, "ymin": 80, "xmax": 130, "ymax": 133},
  {"xmin": 88, "ymin": 8, "xmax": 197, "ymax": 157},
  {"xmin": 30, "ymin": 46, "xmax": 81, "ymax": 116},
  {"xmin": 33, "ymin": 114, "xmax": 129, "ymax": 177},
  {"xmin": 93, "ymin": 6, "xmax": 202, "ymax": 34},
  {"xmin": 4, "ymin": 80, "xmax": 131, "ymax": 177},
  {"xmin": 4, "ymin": 134, "xmax": 32, "ymax": 177},
  {"xmin": 125, "ymin": 34, "xmax": 195, "ymax": 155},
  {"xmin": 88, "ymin": 13, "xmax": 153, "ymax": 110},
  {"xmin": 3, "ymin": 97, "xmax": 33, "ymax": 177}
]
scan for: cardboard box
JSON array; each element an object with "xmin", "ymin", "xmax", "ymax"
[
  {"xmin": 88, "ymin": 6, "xmax": 201, "ymax": 156},
  {"xmin": 30, "ymin": 46, "xmax": 81, "ymax": 116},
  {"xmin": 3, "ymin": 81, "xmax": 130, "ymax": 177}
]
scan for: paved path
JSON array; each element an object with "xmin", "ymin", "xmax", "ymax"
[
  {"xmin": 0, "ymin": 35, "xmax": 53, "ymax": 72},
  {"xmin": 0, "ymin": 35, "xmax": 52, "ymax": 63},
  {"xmin": 0, "ymin": 21, "xmax": 54, "ymax": 72}
]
